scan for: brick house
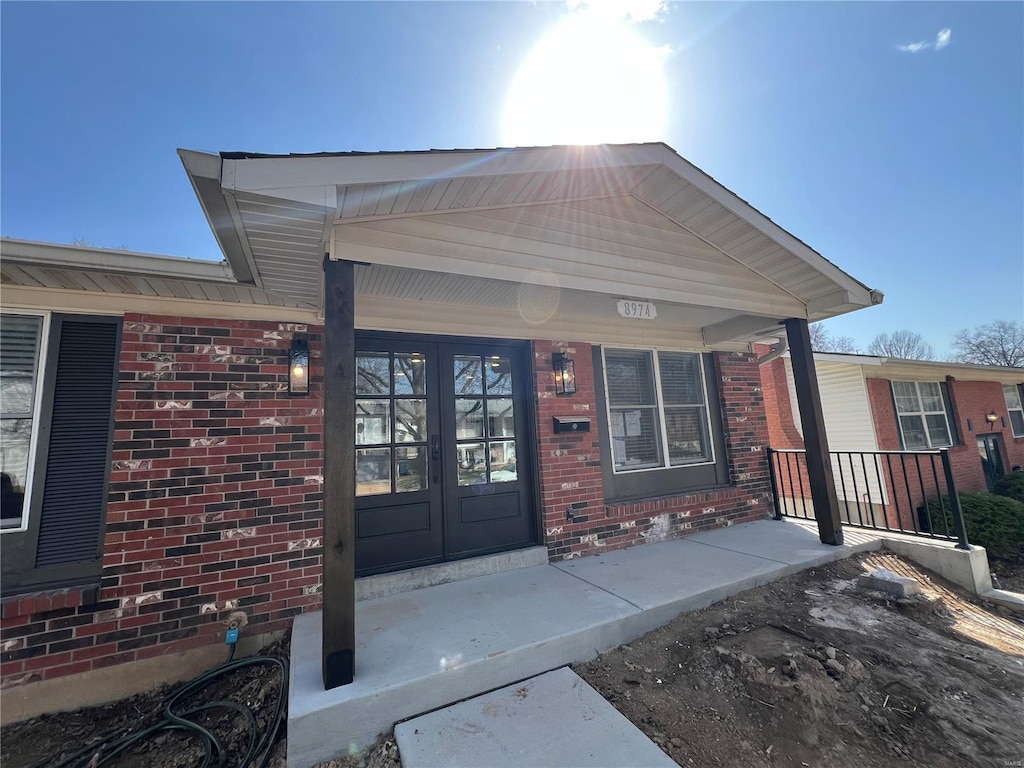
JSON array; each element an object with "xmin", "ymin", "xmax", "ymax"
[
  {"xmin": 0, "ymin": 143, "xmax": 880, "ymax": 717},
  {"xmin": 762, "ymin": 352, "xmax": 1024, "ymax": 524}
]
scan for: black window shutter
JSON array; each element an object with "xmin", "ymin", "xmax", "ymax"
[
  {"xmin": 940, "ymin": 380, "xmax": 960, "ymax": 446},
  {"xmin": 34, "ymin": 318, "xmax": 120, "ymax": 567}
]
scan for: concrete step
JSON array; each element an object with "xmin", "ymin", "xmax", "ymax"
[{"xmin": 395, "ymin": 667, "xmax": 677, "ymax": 768}]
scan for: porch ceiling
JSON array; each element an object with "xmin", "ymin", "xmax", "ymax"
[{"xmin": 180, "ymin": 144, "xmax": 883, "ymax": 344}]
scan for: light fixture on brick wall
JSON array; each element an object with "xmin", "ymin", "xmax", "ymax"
[
  {"xmin": 986, "ymin": 411, "xmax": 999, "ymax": 425},
  {"xmin": 552, "ymin": 352, "xmax": 576, "ymax": 396},
  {"xmin": 289, "ymin": 338, "xmax": 310, "ymax": 396}
]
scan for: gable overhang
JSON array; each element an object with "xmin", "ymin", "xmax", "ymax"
[{"xmin": 180, "ymin": 144, "xmax": 882, "ymax": 346}]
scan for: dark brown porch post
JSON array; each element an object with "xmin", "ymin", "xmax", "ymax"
[
  {"xmin": 783, "ymin": 318, "xmax": 843, "ymax": 545},
  {"xmin": 323, "ymin": 257, "xmax": 356, "ymax": 688}
]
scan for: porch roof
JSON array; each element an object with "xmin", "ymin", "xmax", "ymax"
[{"xmin": 180, "ymin": 143, "xmax": 883, "ymax": 345}]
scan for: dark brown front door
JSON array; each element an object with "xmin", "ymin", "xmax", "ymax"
[{"xmin": 354, "ymin": 334, "xmax": 536, "ymax": 575}]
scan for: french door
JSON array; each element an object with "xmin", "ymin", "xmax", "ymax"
[{"xmin": 353, "ymin": 334, "xmax": 536, "ymax": 575}]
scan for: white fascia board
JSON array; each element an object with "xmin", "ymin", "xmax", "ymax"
[
  {"xmin": 0, "ymin": 238, "xmax": 234, "ymax": 282},
  {"xmin": 652, "ymin": 150, "xmax": 881, "ymax": 309},
  {"xmin": 224, "ymin": 144, "xmax": 663, "ymax": 192}
]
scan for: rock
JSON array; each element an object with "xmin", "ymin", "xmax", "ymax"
[
  {"xmin": 705, "ymin": 627, "xmax": 721, "ymax": 638},
  {"xmin": 671, "ymin": 737, "xmax": 683, "ymax": 748},
  {"xmin": 871, "ymin": 714, "xmax": 889, "ymax": 730},
  {"xmin": 857, "ymin": 570, "xmax": 922, "ymax": 597},
  {"xmin": 824, "ymin": 659, "xmax": 845, "ymax": 676},
  {"xmin": 825, "ymin": 647, "xmax": 837, "ymax": 660}
]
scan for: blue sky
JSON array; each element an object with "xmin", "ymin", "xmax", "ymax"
[{"xmin": 2, "ymin": 1, "xmax": 1021, "ymax": 355}]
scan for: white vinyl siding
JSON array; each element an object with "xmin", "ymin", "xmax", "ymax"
[
  {"xmin": 892, "ymin": 381, "xmax": 952, "ymax": 450},
  {"xmin": 1004, "ymin": 384, "xmax": 1024, "ymax": 438}
]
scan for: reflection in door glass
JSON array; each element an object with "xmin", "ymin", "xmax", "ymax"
[
  {"xmin": 395, "ymin": 399, "xmax": 427, "ymax": 443},
  {"xmin": 395, "ymin": 446, "xmax": 427, "ymax": 493},
  {"xmin": 485, "ymin": 357, "xmax": 512, "ymax": 395},
  {"xmin": 356, "ymin": 448, "xmax": 391, "ymax": 496},
  {"xmin": 356, "ymin": 400, "xmax": 390, "ymax": 445},
  {"xmin": 455, "ymin": 399, "xmax": 485, "ymax": 439},
  {"xmin": 394, "ymin": 354, "xmax": 426, "ymax": 395},
  {"xmin": 454, "ymin": 357, "xmax": 483, "ymax": 395},
  {"xmin": 356, "ymin": 354, "xmax": 390, "ymax": 395},
  {"xmin": 457, "ymin": 442, "xmax": 487, "ymax": 486},
  {"xmin": 487, "ymin": 398, "xmax": 515, "ymax": 438},
  {"xmin": 489, "ymin": 440, "xmax": 517, "ymax": 483}
]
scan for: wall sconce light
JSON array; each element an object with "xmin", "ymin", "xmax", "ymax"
[
  {"xmin": 289, "ymin": 338, "xmax": 310, "ymax": 396},
  {"xmin": 552, "ymin": 352, "xmax": 576, "ymax": 396},
  {"xmin": 985, "ymin": 411, "xmax": 999, "ymax": 425}
]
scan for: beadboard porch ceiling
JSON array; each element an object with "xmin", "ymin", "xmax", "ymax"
[{"xmin": 179, "ymin": 144, "xmax": 883, "ymax": 345}]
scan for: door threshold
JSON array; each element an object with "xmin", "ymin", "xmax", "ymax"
[{"xmin": 356, "ymin": 546, "xmax": 549, "ymax": 602}]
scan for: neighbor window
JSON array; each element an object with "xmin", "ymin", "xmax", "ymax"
[
  {"xmin": 603, "ymin": 349, "xmax": 712, "ymax": 472},
  {"xmin": 891, "ymin": 381, "xmax": 953, "ymax": 450},
  {"xmin": 1, "ymin": 313, "xmax": 44, "ymax": 531},
  {"xmin": 1004, "ymin": 384, "xmax": 1024, "ymax": 438}
]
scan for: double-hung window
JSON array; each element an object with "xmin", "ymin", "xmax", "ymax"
[
  {"xmin": 603, "ymin": 349, "xmax": 712, "ymax": 472},
  {"xmin": 1004, "ymin": 384, "xmax": 1024, "ymax": 438},
  {"xmin": 891, "ymin": 381, "xmax": 953, "ymax": 450},
  {"xmin": 1, "ymin": 313, "xmax": 45, "ymax": 531}
]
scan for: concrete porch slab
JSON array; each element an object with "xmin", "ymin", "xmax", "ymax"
[{"xmin": 394, "ymin": 667, "xmax": 677, "ymax": 768}]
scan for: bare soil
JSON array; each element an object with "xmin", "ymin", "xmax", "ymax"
[
  {"xmin": 3, "ymin": 552, "xmax": 1022, "ymax": 768},
  {"xmin": 575, "ymin": 552, "xmax": 1024, "ymax": 768}
]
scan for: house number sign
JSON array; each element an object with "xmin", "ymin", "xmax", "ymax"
[{"xmin": 616, "ymin": 300, "xmax": 657, "ymax": 320}]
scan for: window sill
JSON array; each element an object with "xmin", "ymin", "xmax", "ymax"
[{"xmin": 1, "ymin": 583, "xmax": 99, "ymax": 620}]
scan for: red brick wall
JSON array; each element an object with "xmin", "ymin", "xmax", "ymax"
[
  {"xmin": 1, "ymin": 315, "xmax": 325, "ymax": 689},
  {"xmin": 760, "ymin": 355, "xmax": 804, "ymax": 450},
  {"xmin": 534, "ymin": 345, "xmax": 772, "ymax": 560}
]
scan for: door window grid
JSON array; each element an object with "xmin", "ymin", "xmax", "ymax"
[
  {"xmin": 1, "ymin": 312, "xmax": 46, "ymax": 532},
  {"xmin": 454, "ymin": 356, "xmax": 517, "ymax": 486},
  {"xmin": 356, "ymin": 352, "xmax": 428, "ymax": 496},
  {"xmin": 603, "ymin": 349, "xmax": 713, "ymax": 473},
  {"xmin": 1003, "ymin": 384, "xmax": 1024, "ymax": 438},
  {"xmin": 891, "ymin": 381, "xmax": 952, "ymax": 450}
]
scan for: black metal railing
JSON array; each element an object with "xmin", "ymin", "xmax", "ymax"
[{"xmin": 767, "ymin": 448, "xmax": 969, "ymax": 549}]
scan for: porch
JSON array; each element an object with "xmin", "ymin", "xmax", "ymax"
[{"xmin": 286, "ymin": 516, "xmax": 998, "ymax": 767}]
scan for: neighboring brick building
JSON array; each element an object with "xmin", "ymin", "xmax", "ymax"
[
  {"xmin": 762, "ymin": 353, "xmax": 1024, "ymax": 522},
  {"xmin": 1, "ymin": 143, "xmax": 880, "ymax": 718}
]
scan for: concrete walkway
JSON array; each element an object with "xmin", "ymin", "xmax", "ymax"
[{"xmin": 288, "ymin": 518, "xmax": 906, "ymax": 767}]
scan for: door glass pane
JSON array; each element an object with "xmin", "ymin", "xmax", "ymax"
[
  {"xmin": 457, "ymin": 442, "xmax": 487, "ymax": 486},
  {"xmin": 925, "ymin": 414, "xmax": 951, "ymax": 447},
  {"xmin": 658, "ymin": 353, "xmax": 704, "ymax": 406},
  {"xmin": 394, "ymin": 354, "xmax": 426, "ymax": 395},
  {"xmin": 356, "ymin": 353, "xmax": 390, "ymax": 395},
  {"xmin": 610, "ymin": 407, "xmax": 661, "ymax": 469},
  {"xmin": 899, "ymin": 415, "xmax": 928, "ymax": 449},
  {"xmin": 665, "ymin": 406, "xmax": 709, "ymax": 464},
  {"xmin": 455, "ymin": 398, "xmax": 485, "ymax": 439},
  {"xmin": 919, "ymin": 382, "xmax": 944, "ymax": 413},
  {"xmin": 356, "ymin": 400, "xmax": 390, "ymax": 445},
  {"xmin": 395, "ymin": 446, "xmax": 427, "ymax": 493},
  {"xmin": 489, "ymin": 440, "xmax": 517, "ymax": 483},
  {"xmin": 395, "ymin": 399, "xmax": 427, "ymax": 443},
  {"xmin": 487, "ymin": 398, "xmax": 515, "ymax": 438},
  {"xmin": 485, "ymin": 357, "xmax": 513, "ymax": 395},
  {"xmin": 892, "ymin": 382, "xmax": 920, "ymax": 413},
  {"xmin": 356, "ymin": 448, "xmax": 391, "ymax": 495},
  {"xmin": 454, "ymin": 356, "xmax": 483, "ymax": 395}
]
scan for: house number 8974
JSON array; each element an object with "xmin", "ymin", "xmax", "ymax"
[{"xmin": 616, "ymin": 300, "xmax": 657, "ymax": 320}]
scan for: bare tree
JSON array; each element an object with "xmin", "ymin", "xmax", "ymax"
[
  {"xmin": 867, "ymin": 330, "xmax": 935, "ymax": 360},
  {"xmin": 951, "ymin": 320, "xmax": 1024, "ymax": 368},
  {"xmin": 807, "ymin": 323, "xmax": 859, "ymax": 353}
]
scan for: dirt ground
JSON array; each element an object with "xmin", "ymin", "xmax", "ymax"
[
  {"xmin": 3, "ymin": 552, "xmax": 1022, "ymax": 768},
  {"xmin": 576, "ymin": 552, "xmax": 1024, "ymax": 768}
]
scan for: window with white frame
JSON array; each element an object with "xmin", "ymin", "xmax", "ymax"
[
  {"xmin": 1004, "ymin": 384, "xmax": 1024, "ymax": 438},
  {"xmin": 603, "ymin": 349, "xmax": 712, "ymax": 472},
  {"xmin": 891, "ymin": 381, "xmax": 953, "ymax": 450},
  {"xmin": 1, "ymin": 312, "xmax": 44, "ymax": 530}
]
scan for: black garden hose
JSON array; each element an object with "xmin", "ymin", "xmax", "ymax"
[{"xmin": 46, "ymin": 646, "xmax": 288, "ymax": 768}]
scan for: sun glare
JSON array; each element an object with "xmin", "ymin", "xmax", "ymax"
[{"xmin": 502, "ymin": 12, "xmax": 669, "ymax": 146}]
